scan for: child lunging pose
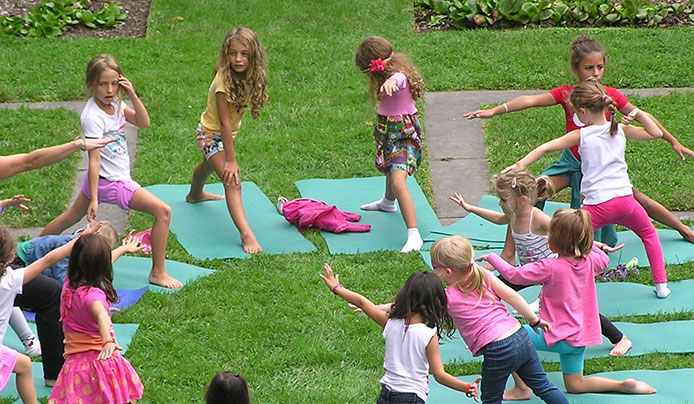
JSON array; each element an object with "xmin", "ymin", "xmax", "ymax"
[
  {"xmin": 516, "ymin": 80, "xmax": 670, "ymax": 298},
  {"xmin": 48, "ymin": 233, "xmax": 143, "ymax": 404},
  {"xmin": 465, "ymin": 35, "xmax": 694, "ymax": 245},
  {"xmin": 355, "ymin": 37, "xmax": 426, "ymax": 253},
  {"xmin": 320, "ymin": 265, "xmax": 481, "ymax": 403},
  {"xmin": 430, "ymin": 236, "xmax": 568, "ymax": 404},
  {"xmin": 0, "ymin": 225, "xmax": 88, "ymax": 404},
  {"xmin": 479, "ymin": 209, "xmax": 656, "ymax": 395},
  {"xmin": 451, "ymin": 168, "xmax": 633, "ymax": 357},
  {"xmin": 186, "ymin": 27, "xmax": 268, "ymax": 254},
  {"xmin": 40, "ymin": 54, "xmax": 181, "ymax": 289}
]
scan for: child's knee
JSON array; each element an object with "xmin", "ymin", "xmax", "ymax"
[
  {"xmin": 156, "ymin": 203, "xmax": 172, "ymax": 222},
  {"xmin": 13, "ymin": 353, "xmax": 32, "ymax": 375},
  {"xmin": 389, "ymin": 177, "xmax": 409, "ymax": 196}
]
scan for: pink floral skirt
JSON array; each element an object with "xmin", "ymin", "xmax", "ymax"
[{"xmin": 48, "ymin": 350, "xmax": 143, "ymax": 404}]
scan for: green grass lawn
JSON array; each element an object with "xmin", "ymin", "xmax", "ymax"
[{"xmin": 1, "ymin": 0, "xmax": 694, "ymax": 402}]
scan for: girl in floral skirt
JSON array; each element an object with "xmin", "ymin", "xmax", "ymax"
[{"xmin": 48, "ymin": 234, "xmax": 143, "ymax": 404}]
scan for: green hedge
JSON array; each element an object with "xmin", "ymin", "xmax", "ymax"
[
  {"xmin": 0, "ymin": 0, "xmax": 126, "ymax": 37},
  {"xmin": 416, "ymin": 0, "xmax": 694, "ymax": 29}
]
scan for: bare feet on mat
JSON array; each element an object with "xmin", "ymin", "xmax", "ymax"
[
  {"xmin": 609, "ymin": 336, "xmax": 633, "ymax": 356},
  {"xmin": 623, "ymin": 379, "xmax": 656, "ymax": 394},
  {"xmin": 186, "ymin": 192, "xmax": 225, "ymax": 203},
  {"xmin": 149, "ymin": 272, "xmax": 183, "ymax": 289},
  {"xmin": 503, "ymin": 386, "xmax": 531, "ymax": 401},
  {"xmin": 45, "ymin": 379, "xmax": 56, "ymax": 387},
  {"xmin": 241, "ymin": 232, "xmax": 263, "ymax": 254}
]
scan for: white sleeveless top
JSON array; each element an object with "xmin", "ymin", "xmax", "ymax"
[
  {"xmin": 511, "ymin": 208, "xmax": 557, "ymax": 265},
  {"xmin": 578, "ymin": 122, "xmax": 632, "ymax": 205}
]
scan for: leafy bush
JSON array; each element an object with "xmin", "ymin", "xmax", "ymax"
[
  {"xmin": 417, "ymin": 0, "xmax": 694, "ymax": 29},
  {"xmin": 0, "ymin": 0, "xmax": 127, "ymax": 37}
]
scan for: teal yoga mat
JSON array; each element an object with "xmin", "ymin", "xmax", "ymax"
[
  {"xmin": 113, "ymin": 256, "xmax": 214, "ymax": 293},
  {"xmin": 2, "ymin": 323, "xmax": 139, "ymax": 355},
  {"xmin": 439, "ymin": 320, "xmax": 694, "ymax": 364},
  {"xmin": 146, "ymin": 183, "xmax": 316, "ymax": 260},
  {"xmin": 295, "ymin": 177, "xmax": 440, "ymax": 254},
  {"xmin": 427, "ymin": 369, "xmax": 694, "ymax": 404},
  {"xmin": 515, "ymin": 279, "xmax": 694, "ymax": 317}
]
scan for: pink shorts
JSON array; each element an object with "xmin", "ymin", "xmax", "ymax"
[
  {"xmin": 81, "ymin": 174, "xmax": 141, "ymax": 210},
  {"xmin": 0, "ymin": 345, "xmax": 18, "ymax": 390}
]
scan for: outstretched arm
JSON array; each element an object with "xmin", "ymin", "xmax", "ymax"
[
  {"xmin": 90, "ymin": 300, "xmax": 122, "ymax": 360},
  {"xmin": 464, "ymin": 93, "xmax": 556, "ymax": 120},
  {"xmin": 319, "ymin": 264, "xmax": 389, "ymax": 327},
  {"xmin": 489, "ymin": 276, "xmax": 550, "ymax": 334},
  {"xmin": 426, "ymin": 335, "xmax": 481, "ymax": 402},
  {"xmin": 517, "ymin": 130, "xmax": 580, "ymax": 169},
  {"xmin": 620, "ymin": 112, "xmax": 662, "ymax": 141},
  {"xmin": 0, "ymin": 138, "xmax": 114, "ymax": 180},
  {"xmin": 623, "ymin": 106, "xmax": 693, "ymax": 161},
  {"xmin": 450, "ymin": 193, "xmax": 509, "ymax": 225}
]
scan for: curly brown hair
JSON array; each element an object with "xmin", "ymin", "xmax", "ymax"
[
  {"xmin": 215, "ymin": 27, "xmax": 268, "ymax": 119},
  {"xmin": 354, "ymin": 37, "xmax": 424, "ymax": 103}
]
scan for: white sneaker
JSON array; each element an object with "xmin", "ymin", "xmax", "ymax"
[{"xmin": 22, "ymin": 337, "xmax": 42, "ymax": 357}]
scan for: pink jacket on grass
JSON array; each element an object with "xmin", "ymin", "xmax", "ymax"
[{"xmin": 281, "ymin": 199, "xmax": 371, "ymax": 233}]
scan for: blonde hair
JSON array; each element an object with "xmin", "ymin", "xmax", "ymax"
[
  {"xmin": 570, "ymin": 80, "xmax": 619, "ymax": 136},
  {"xmin": 430, "ymin": 236, "xmax": 492, "ymax": 306},
  {"xmin": 354, "ymin": 37, "xmax": 424, "ymax": 104},
  {"xmin": 494, "ymin": 167, "xmax": 555, "ymax": 208},
  {"xmin": 85, "ymin": 54, "xmax": 123, "ymax": 101},
  {"xmin": 216, "ymin": 27, "xmax": 268, "ymax": 119},
  {"xmin": 548, "ymin": 209, "xmax": 594, "ymax": 258},
  {"xmin": 96, "ymin": 221, "xmax": 119, "ymax": 249}
]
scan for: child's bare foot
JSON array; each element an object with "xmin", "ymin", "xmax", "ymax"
[
  {"xmin": 45, "ymin": 379, "xmax": 56, "ymax": 387},
  {"xmin": 622, "ymin": 379, "xmax": 656, "ymax": 394},
  {"xmin": 503, "ymin": 386, "xmax": 531, "ymax": 401},
  {"xmin": 241, "ymin": 232, "xmax": 262, "ymax": 254},
  {"xmin": 609, "ymin": 336, "xmax": 633, "ymax": 356},
  {"xmin": 186, "ymin": 192, "xmax": 224, "ymax": 203},
  {"xmin": 149, "ymin": 271, "xmax": 183, "ymax": 289}
]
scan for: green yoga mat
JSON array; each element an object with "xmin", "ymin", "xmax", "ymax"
[
  {"xmin": 439, "ymin": 320, "xmax": 694, "ymax": 364},
  {"xmin": 515, "ymin": 280, "xmax": 694, "ymax": 317},
  {"xmin": 2, "ymin": 323, "xmax": 139, "ymax": 355},
  {"xmin": 146, "ymin": 183, "xmax": 316, "ymax": 260},
  {"xmin": 295, "ymin": 177, "xmax": 441, "ymax": 254},
  {"xmin": 113, "ymin": 256, "xmax": 214, "ymax": 293},
  {"xmin": 427, "ymin": 369, "xmax": 694, "ymax": 404}
]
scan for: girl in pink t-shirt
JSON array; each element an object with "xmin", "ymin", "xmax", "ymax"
[
  {"xmin": 464, "ymin": 35, "xmax": 694, "ymax": 245},
  {"xmin": 48, "ymin": 234, "xmax": 143, "ymax": 404},
  {"xmin": 430, "ymin": 236, "xmax": 566, "ymax": 404},
  {"xmin": 354, "ymin": 37, "xmax": 426, "ymax": 253},
  {"xmin": 480, "ymin": 209, "xmax": 656, "ymax": 395}
]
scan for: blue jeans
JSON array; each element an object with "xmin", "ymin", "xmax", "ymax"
[
  {"xmin": 376, "ymin": 385, "xmax": 425, "ymax": 404},
  {"xmin": 480, "ymin": 327, "xmax": 568, "ymax": 404}
]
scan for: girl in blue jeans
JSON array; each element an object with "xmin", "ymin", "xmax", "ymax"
[{"xmin": 320, "ymin": 265, "xmax": 481, "ymax": 403}]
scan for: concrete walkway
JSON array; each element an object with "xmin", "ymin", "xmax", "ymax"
[
  {"xmin": 424, "ymin": 88, "xmax": 694, "ymax": 226},
  {"xmin": 1, "ymin": 101, "xmax": 137, "ymax": 238}
]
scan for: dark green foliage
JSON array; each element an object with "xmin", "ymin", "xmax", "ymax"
[
  {"xmin": 417, "ymin": 0, "xmax": 694, "ymax": 29},
  {"xmin": 0, "ymin": 0, "xmax": 126, "ymax": 37}
]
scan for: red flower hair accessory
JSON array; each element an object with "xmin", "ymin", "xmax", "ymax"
[{"xmin": 362, "ymin": 54, "xmax": 393, "ymax": 73}]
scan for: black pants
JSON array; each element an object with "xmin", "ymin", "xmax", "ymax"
[
  {"xmin": 13, "ymin": 273, "xmax": 65, "ymax": 380},
  {"xmin": 498, "ymin": 275, "xmax": 624, "ymax": 344}
]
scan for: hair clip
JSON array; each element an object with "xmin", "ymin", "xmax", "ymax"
[
  {"xmin": 511, "ymin": 177, "xmax": 517, "ymax": 189},
  {"xmin": 361, "ymin": 54, "xmax": 393, "ymax": 73},
  {"xmin": 601, "ymin": 94, "xmax": 608, "ymax": 102}
]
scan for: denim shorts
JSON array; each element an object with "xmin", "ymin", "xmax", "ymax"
[{"xmin": 376, "ymin": 385, "xmax": 425, "ymax": 404}]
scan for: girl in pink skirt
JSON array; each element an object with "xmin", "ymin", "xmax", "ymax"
[{"xmin": 48, "ymin": 233, "xmax": 143, "ymax": 404}]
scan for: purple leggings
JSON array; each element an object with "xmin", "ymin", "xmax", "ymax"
[{"xmin": 582, "ymin": 195, "xmax": 667, "ymax": 284}]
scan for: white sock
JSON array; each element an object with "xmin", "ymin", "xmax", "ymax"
[
  {"xmin": 654, "ymin": 283, "xmax": 671, "ymax": 299},
  {"xmin": 400, "ymin": 228, "xmax": 423, "ymax": 253},
  {"xmin": 360, "ymin": 197, "xmax": 397, "ymax": 212},
  {"xmin": 9, "ymin": 307, "xmax": 35, "ymax": 341}
]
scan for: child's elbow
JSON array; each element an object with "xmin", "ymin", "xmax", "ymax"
[{"xmin": 652, "ymin": 128, "xmax": 663, "ymax": 138}]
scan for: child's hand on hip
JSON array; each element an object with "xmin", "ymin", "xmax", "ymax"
[
  {"xmin": 98, "ymin": 341, "xmax": 122, "ymax": 360},
  {"xmin": 467, "ymin": 376, "xmax": 482, "ymax": 402}
]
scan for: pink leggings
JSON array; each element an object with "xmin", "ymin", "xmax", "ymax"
[{"xmin": 582, "ymin": 195, "xmax": 667, "ymax": 284}]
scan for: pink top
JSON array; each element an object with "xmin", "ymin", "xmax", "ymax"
[
  {"xmin": 376, "ymin": 72, "xmax": 417, "ymax": 116},
  {"xmin": 487, "ymin": 246, "xmax": 609, "ymax": 347},
  {"xmin": 446, "ymin": 269, "xmax": 520, "ymax": 356},
  {"xmin": 60, "ymin": 279, "xmax": 115, "ymax": 355},
  {"xmin": 549, "ymin": 85, "xmax": 628, "ymax": 161}
]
